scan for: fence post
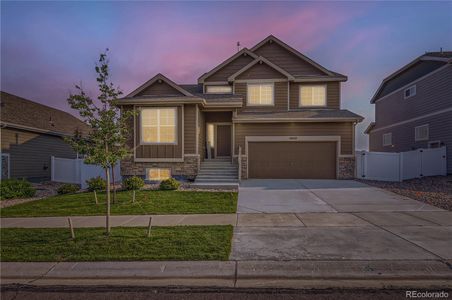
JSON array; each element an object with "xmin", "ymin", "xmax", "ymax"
[
  {"xmin": 361, "ymin": 151, "xmax": 367, "ymax": 178},
  {"xmin": 51, "ymin": 156, "xmax": 55, "ymax": 181}
]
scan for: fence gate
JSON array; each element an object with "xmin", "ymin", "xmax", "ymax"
[{"xmin": 356, "ymin": 147, "xmax": 447, "ymax": 182}]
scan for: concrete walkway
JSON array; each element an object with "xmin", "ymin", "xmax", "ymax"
[
  {"xmin": 0, "ymin": 214, "xmax": 236, "ymax": 228},
  {"xmin": 237, "ymin": 179, "xmax": 443, "ymax": 213}
]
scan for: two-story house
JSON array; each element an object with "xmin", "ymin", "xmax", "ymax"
[
  {"xmin": 366, "ymin": 52, "xmax": 452, "ymax": 174},
  {"xmin": 118, "ymin": 35, "xmax": 363, "ymax": 184}
]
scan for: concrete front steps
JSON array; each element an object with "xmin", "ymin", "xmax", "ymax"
[{"xmin": 192, "ymin": 158, "xmax": 239, "ymax": 190}]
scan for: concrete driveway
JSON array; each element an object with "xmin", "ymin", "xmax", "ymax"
[
  {"xmin": 232, "ymin": 179, "xmax": 451, "ymax": 262},
  {"xmin": 237, "ymin": 179, "xmax": 442, "ymax": 213}
]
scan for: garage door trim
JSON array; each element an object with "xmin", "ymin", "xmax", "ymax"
[{"xmin": 245, "ymin": 135, "xmax": 341, "ymax": 179}]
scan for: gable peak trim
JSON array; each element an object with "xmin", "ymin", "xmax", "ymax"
[
  {"xmin": 228, "ymin": 56, "xmax": 295, "ymax": 81},
  {"xmin": 127, "ymin": 73, "xmax": 193, "ymax": 97},
  {"xmin": 250, "ymin": 35, "xmax": 334, "ymax": 76},
  {"xmin": 198, "ymin": 48, "xmax": 258, "ymax": 83}
]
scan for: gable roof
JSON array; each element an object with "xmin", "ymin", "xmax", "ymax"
[
  {"xmin": 0, "ymin": 91, "xmax": 90, "ymax": 136},
  {"xmin": 228, "ymin": 56, "xmax": 295, "ymax": 81},
  {"xmin": 371, "ymin": 52, "xmax": 451, "ymax": 103},
  {"xmin": 250, "ymin": 35, "xmax": 335, "ymax": 77},
  {"xmin": 364, "ymin": 122, "xmax": 375, "ymax": 134},
  {"xmin": 198, "ymin": 48, "xmax": 258, "ymax": 83},
  {"xmin": 127, "ymin": 73, "xmax": 194, "ymax": 97}
]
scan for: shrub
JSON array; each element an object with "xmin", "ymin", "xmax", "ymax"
[
  {"xmin": 159, "ymin": 178, "xmax": 180, "ymax": 190},
  {"xmin": 0, "ymin": 179, "xmax": 36, "ymax": 200},
  {"xmin": 86, "ymin": 176, "xmax": 106, "ymax": 191},
  {"xmin": 123, "ymin": 176, "xmax": 145, "ymax": 191},
  {"xmin": 57, "ymin": 183, "xmax": 79, "ymax": 195}
]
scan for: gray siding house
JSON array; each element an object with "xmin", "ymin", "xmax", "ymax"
[
  {"xmin": 0, "ymin": 92, "xmax": 90, "ymax": 181},
  {"xmin": 365, "ymin": 52, "xmax": 452, "ymax": 173}
]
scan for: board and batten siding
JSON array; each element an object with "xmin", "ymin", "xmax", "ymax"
[
  {"xmin": 198, "ymin": 108, "xmax": 206, "ymax": 161},
  {"xmin": 0, "ymin": 128, "xmax": 77, "ymax": 180},
  {"xmin": 234, "ymin": 122, "xmax": 354, "ymax": 156},
  {"xmin": 136, "ymin": 81, "xmax": 184, "ymax": 97},
  {"xmin": 205, "ymin": 54, "xmax": 255, "ymax": 82},
  {"xmin": 369, "ymin": 110, "xmax": 452, "ymax": 174},
  {"xmin": 253, "ymin": 42, "xmax": 326, "ymax": 76},
  {"xmin": 183, "ymin": 104, "xmax": 197, "ymax": 154},
  {"xmin": 289, "ymin": 82, "xmax": 340, "ymax": 109},
  {"xmin": 235, "ymin": 82, "xmax": 288, "ymax": 112},
  {"xmin": 374, "ymin": 65, "xmax": 452, "ymax": 128},
  {"xmin": 134, "ymin": 106, "xmax": 183, "ymax": 160}
]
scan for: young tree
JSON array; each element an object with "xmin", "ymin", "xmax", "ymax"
[{"xmin": 66, "ymin": 50, "xmax": 134, "ymax": 234}]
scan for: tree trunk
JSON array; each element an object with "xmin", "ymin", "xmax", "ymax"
[
  {"xmin": 133, "ymin": 190, "xmax": 136, "ymax": 203},
  {"xmin": 105, "ymin": 167, "xmax": 111, "ymax": 235},
  {"xmin": 111, "ymin": 164, "xmax": 116, "ymax": 204},
  {"xmin": 94, "ymin": 190, "xmax": 98, "ymax": 205}
]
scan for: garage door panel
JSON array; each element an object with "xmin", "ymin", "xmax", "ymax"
[{"xmin": 248, "ymin": 142, "xmax": 336, "ymax": 179}]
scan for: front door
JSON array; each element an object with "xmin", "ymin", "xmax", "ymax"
[{"xmin": 216, "ymin": 125, "xmax": 231, "ymax": 157}]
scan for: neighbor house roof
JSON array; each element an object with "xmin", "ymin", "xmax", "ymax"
[
  {"xmin": 0, "ymin": 91, "xmax": 90, "ymax": 136},
  {"xmin": 233, "ymin": 110, "xmax": 364, "ymax": 123},
  {"xmin": 371, "ymin": 51, "xmax": 452, "ymax": 103},
  {"xmin": 364, "ymin": 122, "xmax": 376, "ymax": 134}
]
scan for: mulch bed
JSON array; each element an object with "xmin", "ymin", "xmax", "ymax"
[
  {"xmin": 359, "ymin": 175, "xmax": 452, "ymax": 211},
  {"xmin": 0, "ymin": 181, "xmax": 66, "ymax": 209}
]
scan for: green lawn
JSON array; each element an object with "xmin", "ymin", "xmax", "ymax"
[
  {"xmin": 0, "ymin": 190, "xmax": 237, "ymax": 217},
  {"xmin": 1, "ymin": 226, "xmax": 233, "ymax": 261}
]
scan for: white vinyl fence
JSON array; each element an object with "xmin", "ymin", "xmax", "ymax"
[
  {"xmin": 356, "ymin": 147, "xmax": 447, "ymax": 182},
  {"xmin": 51, "ymin": 156, "xmax": 121, "ymax": 189}
]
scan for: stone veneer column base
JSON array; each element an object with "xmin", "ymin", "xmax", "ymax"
[
  {"xmin": 338, "ymin": 156, "xmax": 355, "ymax": 179},
  {"xmin": 121, "ymin": 155, "xmax": 200, "ymax": 181}
]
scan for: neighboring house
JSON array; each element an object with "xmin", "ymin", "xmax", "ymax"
[
  {"xmin": 366, "ymin": 51, "xmax": 452, "ymax": 174},
  {"xmin": 118, "ymin": 35, "xmax": 363, "ymax": 183},
  {"xmin": 0, "ymin": 91, "xmax": 90, "ymax": 181}
]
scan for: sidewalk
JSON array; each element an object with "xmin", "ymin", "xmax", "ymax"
[
  {"xmin": 0, "ymin": 214, "xmax": 237, "ymax": 228},
  {"xmin": 1, "ymin": 260, "xmax": 451, "ymax": 289}
]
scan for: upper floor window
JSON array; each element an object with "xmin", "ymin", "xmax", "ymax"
[
  {"xmin": 415, "ymin": 124, "xmax": 429, "ymax": 141},
  {"xmin": 247, "ymin": 83, "xmax": 274, "ymax": 106},
  {"xmin": 383, "ymin": 132, "xmax": 392, "ymax": 146},
  {"xmin": 205, "ymin": 85, "xmax": 232, "ymax": 94},
  {"xmin": 140, "ymin": 108, "xmax": 177, "ymax": 144},
  {"xmin": 300, "ymin": 85, "xmax": 326, "ymax": 107},
  {"xmin": 404, "ymin": 85, "xmax": 416, "ymax": 99}
]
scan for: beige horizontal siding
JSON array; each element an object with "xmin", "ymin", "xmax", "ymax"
[
  {"xmin": 205, "ymin": 54, "xmax": 254, "ymax": 82},
  {"xmin": 254, "ymin": 42, "xmax": 326, "ymax": 76},
  {"xmin": 375, "ymin": 65, "xmax": 452, "ymax": 128},
  {"xmin": 369, "ymin": 111, "xmax": 452, "ymax": 174},
  {"xmin": 1, "ymin": 128, "xmax": 76, "ymax": 179},
  {"xmin": 234, "ymin": 122, "xmax": 354, "ymax": 156}
]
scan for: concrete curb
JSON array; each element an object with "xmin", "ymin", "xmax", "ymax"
[{"xmin": 2, "ymin": 260, "xmax": 452, "ymax": 289}]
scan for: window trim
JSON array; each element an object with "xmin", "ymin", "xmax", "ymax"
[
  {"xmin": 404, "ymin": 85, "xmax": 416, "ymax": 99},
  {"xmin": 246, "ymin": 83, "xmax": 275, "ymax": 106},
  {"xmin": 205, "ymin": 85, "xmax": 232, "ymax": 94},
  {"xmin": 145, "ymin": 168, "xmax": 171, "ymax": 181},
  {"xmin": 414, "ymin": 124, "xmax": 429, "ymax": 142},
  {"xmin": 382, "ymin": 132, "xmax": 392, "ymax": 147},
  {"xmin": 140, "ymin": 107, "xmax": 178, "ymax": 145},
  {"xmin": 299, "ymin": 84, "xmax": 327, "ymax": 107}
]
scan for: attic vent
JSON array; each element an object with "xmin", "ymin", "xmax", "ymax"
[
  {"xmin": 269, "ymin": 39, "xmax": 273, "ymax": 44},
  {"xmin": 158, "ymin": 79, "xmax": 162, "ymax": 83}
]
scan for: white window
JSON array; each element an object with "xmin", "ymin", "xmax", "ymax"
[
  {"xmin": 300, "ymin": 85, "xmax": 327, "ymax": 107},
  {"xmin": 146, "ymin": 168, "xmax": 171, "ymax": 181},
  {"xmin": 415, "ymin": 124, "xmax": 429, "ymax": 141},
  {"xmin": 247, "ymin": 83, "xmax": 274, "ymax": 106},
  {"xmin": 206, "ymin": 85, "xmax": 232, "ymax": 94},
  {"xmin": 404, "ymin": 85, "xmax": 416, "ymax": 99},
  {"xmin": 140, "ymin": 108, "xmax": 177, "ymax": 144},
  {"xmin": 383, "ymin": 132, "xmax": 392, "ymax": 146}
]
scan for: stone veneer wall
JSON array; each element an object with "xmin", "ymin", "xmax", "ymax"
[
  {"xmin": 233, "ymin": 155, "xmax": 354, "ymax": 180},
  {"xmin": 121, "ymin": 155, "xmax": 200, "ymax": 181},
  {"xmin": 338, "ymin": 156, "xmax": 355, "ymax": 179}
]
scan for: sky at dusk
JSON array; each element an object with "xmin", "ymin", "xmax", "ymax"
[{"xmin": 1, "ymin": 1, "xmax": 451, "ymax": 149}]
